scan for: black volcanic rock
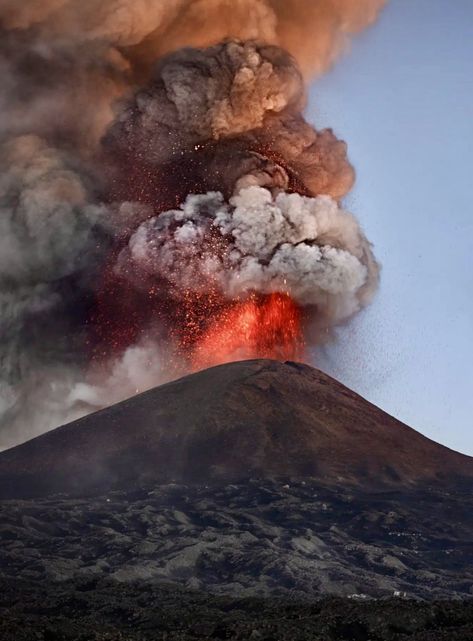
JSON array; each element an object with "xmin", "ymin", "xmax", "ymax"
[
  {"xmin": 0, "ymin": 359, "xmax": 472, "ymax": 498},
  {"xmin": 3, "ymin": 576, "xmax": 473, "ymax": 641},
  {"xmin": 1, "ymin": 479, "xmax": 472, "ymax": 600}
]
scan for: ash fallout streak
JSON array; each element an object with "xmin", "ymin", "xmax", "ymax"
[{"xmin": 0, "ymin": 0, "xmax": 384, "ymax": 449}]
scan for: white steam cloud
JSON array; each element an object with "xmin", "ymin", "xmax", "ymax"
[{"xmin": 120, "ymin": 187, "xmax": 378, "ymax": 326}]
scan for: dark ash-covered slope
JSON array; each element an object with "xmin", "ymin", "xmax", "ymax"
[{"xmin": 0, "ymin": 359, "xmax": 472, "ymax": 498}]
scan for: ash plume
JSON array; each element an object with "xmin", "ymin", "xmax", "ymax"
[
  {"xmin": 1, "ymin": 1, "xmax": 386, "ymax": 76},
  {"xmin": 0, "ymin": 1, "xmax": 384, "ymax": 448},
  {"xmin": 106, "ymin": 41, "xmax": 355, "ymax": 200}
]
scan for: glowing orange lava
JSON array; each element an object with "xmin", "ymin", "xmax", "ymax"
[
  {"xmin": 189, "ymin": 292, "xmax": 305, "ymax": 371},
  {"xmin": 89, "ymin": 251, "xmax": 305, "ymax": 375}
]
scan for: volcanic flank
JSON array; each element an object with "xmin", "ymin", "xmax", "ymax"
[{"xmin": 1, "ymin": 360, "xmax": 472, "ymax": 500}]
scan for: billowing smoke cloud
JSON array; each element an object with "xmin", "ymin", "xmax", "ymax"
[
  {"xmin": 1, "ymin": 1, "xmax": 385, "ymax": 73},
  {"xmin": 0, "ymin": 1, "xmax": 384, "ymax": 449},
  {"xmin": 106, "ymin": 41, "xmax": 355, "ymax": 201},
  {"xmin": 0, "ymin": 0, "xmax": 386, "ymax": 147},
  {"xmin": 120, "ymin": 187, "xmax": 377, "ymax": 325}
]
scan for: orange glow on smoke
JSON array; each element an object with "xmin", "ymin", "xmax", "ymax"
[
  {"xmin": 89, "ymin": 254, "xmax": 305, "ymax": 375},
  {"xmin": 189, "ymin": 292, "xmax": 305, "ymax": 371}
]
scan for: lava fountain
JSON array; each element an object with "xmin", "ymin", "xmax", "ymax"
[{"xmin": 189, "ymin": 293, "xmax": 304, "ymax": 370}]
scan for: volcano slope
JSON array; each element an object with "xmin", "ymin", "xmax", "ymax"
[{"xmin": 0, "ymin": 359, "xmax": 472, "ymax": 498}]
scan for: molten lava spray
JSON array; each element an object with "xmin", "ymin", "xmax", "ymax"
[
  {"xmin": 0, "ymin": 0, "xmax": 385, "ymax": 448},
  {"xmin": 190, "ymin": 294, "xmax": 304, "ymax": 371}
]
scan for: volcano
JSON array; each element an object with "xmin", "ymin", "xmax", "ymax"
[{"xmin": 1, "ymin": 360, "xmax": 472, "ymax": 499}]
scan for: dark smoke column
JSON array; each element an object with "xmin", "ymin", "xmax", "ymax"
[{"xmin": 95, "ymin": 40, "xmax": 379, "ymax": 370}]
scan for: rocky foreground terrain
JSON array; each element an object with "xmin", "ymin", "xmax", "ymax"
[
  {"xmin": 1, "ymin": 479, "xmax": 473, "ymax": 639},
  {"xmin": 1, "ymin": 479, "xmax": 472, "ymax": 600},
  {"xmin": 2, "ymin": 576, "xmax": 473, "ymax": 641}
]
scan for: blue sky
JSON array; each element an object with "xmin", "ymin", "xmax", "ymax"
[{"xmin": 308, "ymin": 0, "xmax": 473, "ymax": 454}]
